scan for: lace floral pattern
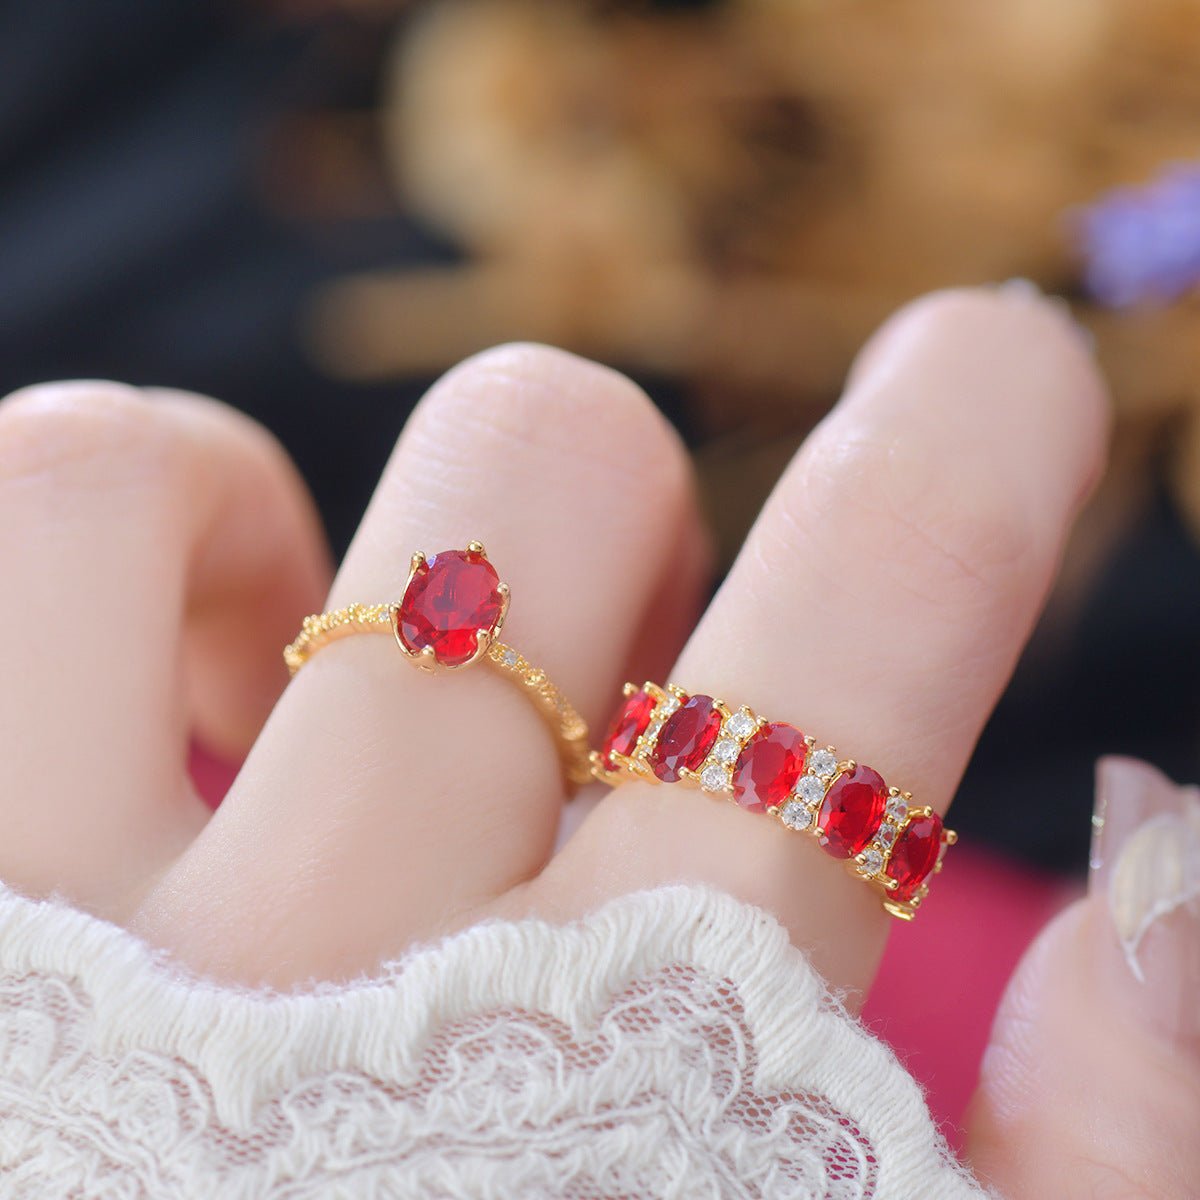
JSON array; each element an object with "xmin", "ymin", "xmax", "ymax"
[{"xmin": 0, "ymin": 885, "xmax": 988, "ymax": 1199}]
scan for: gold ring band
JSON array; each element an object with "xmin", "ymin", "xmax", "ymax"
[
  {"xmin": 284, "ymin": 543, "xmax": 591, "ymax": 790},
  {"xmin": 592, "ymin": 681, "xmax": 956, "ymax": 920}
]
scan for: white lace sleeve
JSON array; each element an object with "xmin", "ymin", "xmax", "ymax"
[{"xmin": 0, "ymin": 882, "xmax": 990, "ymax": 1199}]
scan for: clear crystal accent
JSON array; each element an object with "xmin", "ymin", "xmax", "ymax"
[
  {"xmin": 712, "ymin": 738, "xmax": 740, "ymax": 765},
  {"xmin": 878, "ymin": 823, "xmax": 896, "ymax": 847},
  {"xmin": 660, "ymin": 696, "xmax": 680, "ymax": 715},
  {"xmin": 886, "ymin": 797, "xmax": 908, "ymax": 821},
  {"xmin": 860, "ymin": 848, "xmax": 884, "ymax": 874},
  {"xmin": 809, "ymin": 749, "xmax": 837, "ymax": 778},
  {"xmin": 780, "ymin": 801, "xmax": 813, "ymax": 831},
  {"xmin": 795, "ymin": 774, "xmax": 825, "ymax": 804},
  {"xmin": 501, "ymin": 648, "xmax": 519, "ymax": 667},
  {"xmin": 727, "ymin": 711, "xmax": 757, "ymax": 740},
  {"xmin": 700, "ymin": 764, "xmax": 729, "ymax": 792},
  {"xmin": 643, "ymin": 720, "xmax": 664, "ymax": 742}
]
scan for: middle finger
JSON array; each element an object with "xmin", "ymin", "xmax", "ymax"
[
  {"xmin": 529, "ymin": 287, "xmax": 1108, "ymax": 1000},
  {"xmin": 133, "ymin": 344, "xmax": 707, "ymax": 984}
]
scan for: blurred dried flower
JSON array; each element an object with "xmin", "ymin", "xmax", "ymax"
[{"xmin": 1078, "ymin": 162, "xmax": 1200, "ymax": 307}]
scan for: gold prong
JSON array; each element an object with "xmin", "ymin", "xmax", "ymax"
[
  {"xmin": 492, "ymin": 584, "xmax": 511, "ymax": 638},
  {"xmin": 944, "ymin": 829, "xmax": 958, "ymax": 845},
  {"xmin": 622, "ymin": 681, "xmax": 637, "ymax": 697},
  {"xmin": 467, "ymin": 629, "xmax": 494, "ymax": 666},
  {"xmin": 415, "ymin": 644, "xmax": 438, "ymax": 673},
  {"xmin": 766, "ymin": 805, "xmax": 779, "ymax": 817},
  {"xmin": 804, "ymin": 735, "xmax": 816, "ymax": 749},
  {"xmin": 467, "ymin": 540, "xmax": 485, "ymax": 555},
  {"xmin": 933, "ymin": 860, "xmax": 944, "ymax": 874},
  {"xmin": 715, "ymin": 699, "xmax": 733, "ymax": 718},
  {"xmin": 756, "ymin": 714, "xmax": 768, "ymax": 728}
]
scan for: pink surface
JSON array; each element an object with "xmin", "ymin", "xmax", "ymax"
[
  {"xmin": 188, "ymin": 744, "xmax": 1074, "ymax": 1143},
  {"xmin": 864, "ymin": 845, "xmax": 1077, "ymax": 1142}
]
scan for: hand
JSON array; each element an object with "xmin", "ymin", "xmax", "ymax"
[{"xmin": 1, "ymin": 286, "xmax": 1193, "ymax": 1196}]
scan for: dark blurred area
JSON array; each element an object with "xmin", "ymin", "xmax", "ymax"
[{"xmin": 2, "ymin": 0, "xmax": 1198, "ymax": 874}]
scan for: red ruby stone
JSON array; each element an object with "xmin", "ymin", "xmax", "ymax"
[
  {"xmin": 651, "ymin": 695, "xmax": 721, "ymax": 783},
  {"xmin": 732, "ymin": 722, "xmax": 808, "ymax": 813},
  {"xmin": 818, "ymin": 764, "xmax": 887, "ymax": 859},
  {"xmin": 600, "ymin": 689, "xmax": 656, "ymax": 769},
  {"xmin": 397, "ymin": 549, "xmax": 503, "ymax": 667},
  {"xmin": 885, "ymin": 812, "xmax": 944, "ymax": 901}
]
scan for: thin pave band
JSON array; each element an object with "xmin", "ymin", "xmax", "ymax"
[
  {"xmin": 592, "ymin": 681, "xmax": 956, "ymax": 920},
  {"xmin": 283, "ymin": 544, "xmax": 592, "ymax": 791}
]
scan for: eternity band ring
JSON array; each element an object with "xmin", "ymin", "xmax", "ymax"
[{"xmin": 593, "ymin": 682, "xmax": 956, "ymax": 920}]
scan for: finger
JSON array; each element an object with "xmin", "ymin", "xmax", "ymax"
[
  {"xmin": 132, "ymin": 345, "xmax": 704, "ymax": 984},
  {"xmin": 140, "ymin": 389, "xmax": 333, "ymax": 759},
  {"xmin": 0, "ymin": 382, "xmax": 329, "ymax": 914},
  {"xmin": 967, "ymin": 758, "xmax": 1200, "ymax": 1199},
  {"xmin": 527, "ymin": 286, "xmax": 1108, "ymax": 1001}
]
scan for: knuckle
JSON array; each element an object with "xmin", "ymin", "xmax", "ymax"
[
  {"xmin": 414, "ymin": 342, "xmax": 689, "ymax": 497},
  {"xmin": 794, "ymin": 429, "xmax": 1034, "ymax": 613},
  {"xmin": 0, "ymin": 382, "xmax": 178, "ymax": 487}
]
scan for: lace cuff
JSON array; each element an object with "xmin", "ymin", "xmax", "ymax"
[{"xmin": 0, "ymin": 882, "xmax": 989, "ymax": 1198}]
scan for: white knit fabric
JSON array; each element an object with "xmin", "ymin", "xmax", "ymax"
[{"xmin": 0, "ymin": 883, "xmax": 989, "ymax": 1199}]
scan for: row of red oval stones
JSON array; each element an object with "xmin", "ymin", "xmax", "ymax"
[{"xmin": 600, "ymin": 688, "xmax": 944, "ymax": 902}]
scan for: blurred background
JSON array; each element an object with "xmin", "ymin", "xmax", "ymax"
[{"xmin": 3, "ymin": 0, "xmax": 1199, "ymax": 1134}]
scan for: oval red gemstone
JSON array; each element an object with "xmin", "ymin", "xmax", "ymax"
[
  {"xmin": 732, "ymin": 722, "xmax": 808, "ymax": 813},
  {"xmin": 397, "ymin": 549, "xmax": 503, "ymax": 667},
  {"xmin": 651, "ymin": 695, "xmax": 721, "ymax": 783},
  {"xmin": 885, "ymin": 812, "xmax": 944, "ymax": 901},
  {"xmin": 600, "ymin": 689, "xmax": 656, "ymax": 769},
  {"xmin": 818, "ymin": 764, "xmax": 887, "ymax": 859}
]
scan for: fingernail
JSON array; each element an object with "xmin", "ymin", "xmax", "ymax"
[
  {"xmin": 995, "ymin": 277, "xmax": 1097, "ymax": 352},
  {"xmin": 1090, "ymin": 756, "xmax": 1200, "ymax": 1044},
  {"xmin": 996, "ymin": 276, "xmax": 1046, "ymax": 300}
]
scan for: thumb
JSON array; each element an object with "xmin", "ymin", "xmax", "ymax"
[{"xmin": 966, "ymin": 757, "xmax": 1200, "ymax": 1199}]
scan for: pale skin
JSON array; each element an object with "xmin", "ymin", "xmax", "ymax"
[{"xmin": 0, "ymin": 287, "xmax": 1195, "ymax": 1195}]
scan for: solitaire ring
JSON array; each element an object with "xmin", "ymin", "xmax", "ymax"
[{"xmin": 284, "ymin": 542, "xmax": 592, "ymax": 790}]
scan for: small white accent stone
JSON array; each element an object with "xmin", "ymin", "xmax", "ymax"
[
  {"xmin": 660, "ymin": 696, "xmax": 680, "ymax": 715},
  {"xmin": 878, "ymin": 823, "xmax": 897, "ymax": 847},
  {"xmin": 501, "ymin": 649, "xmax": 519, "ymax": 667},
  {"xmin": 795, "ymin": 774, "xmax": 825, "ymax": 804},
  {"xmin": 644, "ymin": 720, "xmax": 664, "ymax": 742},
  {"xmin": 780, "ymin": 801, "xmax": 813, "ymax": 831},
  {"xmin": 700, "ymin": 765, "xmax": 729, "ymax": 793},
  {"xmin": 860, "ymin": 848, "xmax": 884, "ymax": 875},
  {"xmin": 712, "ymin": 738, "xmax": 740, "ymax": 765},
  {"xmin": 886, "ymin": 797, "xmax": 908, "ymax": 821},
  {"xmin": 809, "ymin": 749, "xmax": 837, "ymax": 779},
  {"xmin": 727, "ymin": 711, "xmax": 757, "ymax": 740}
]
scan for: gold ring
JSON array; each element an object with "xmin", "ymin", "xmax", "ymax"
[
  {"xmin": 284, "ymin": 542, "xmax": 591, "ymax": 790},
  {"xmin": 592, "ymin": 682, "xmax": 956, "ymax": 920}
]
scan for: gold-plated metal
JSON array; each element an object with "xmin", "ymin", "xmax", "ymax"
[
  {"xmin": 592, "ymin": 680, "xmax": 956, "ymax": 920},
  {"xmin": 283, "ymin": 544, "xmax": 591, "ymax": 791}
]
